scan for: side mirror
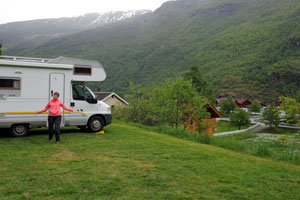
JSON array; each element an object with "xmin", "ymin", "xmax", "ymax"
[{"xmin": 86, "ymin": 97, "xmax": 98, "ymax": 104}]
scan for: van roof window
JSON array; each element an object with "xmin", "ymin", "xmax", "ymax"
[{"xmin": 74, "ymin": 65, "xmax": 92, "ymax": 75}]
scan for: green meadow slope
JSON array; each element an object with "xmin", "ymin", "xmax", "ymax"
[
  {"xmin": 7, "ymin": 0, "xmax": 300, "ymax": 100},
  {"xmin": 0, "ymin": 122, "xmax": 299, "ymax": 199}
]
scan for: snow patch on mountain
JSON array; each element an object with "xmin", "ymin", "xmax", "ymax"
[{"xmin": 90, "ymin": 10, "xmax": 151, "ymax": 25}]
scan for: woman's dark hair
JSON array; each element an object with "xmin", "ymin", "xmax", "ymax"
[{"xmin": 54, "ymin": 92, "xmax": 60, "ymax": 97}]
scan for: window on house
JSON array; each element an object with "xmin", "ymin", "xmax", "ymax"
[
  {"xmin": 74, "ymin": 65, "xmax": 92, "ymax": 75},
  {"xmin": 0, "ymin": 78, "xmax": 21, "ymax": 90}
]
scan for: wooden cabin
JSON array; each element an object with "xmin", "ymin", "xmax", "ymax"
[{"xmin": 186, "ymin": 104, "xmax": 223, "ymax": 136}]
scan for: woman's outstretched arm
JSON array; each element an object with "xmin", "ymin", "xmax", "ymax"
[
  {"xmin": 60, "ymin": 102, "xmax": 74, "ymax": 112},
  {"xmin": 37, "ymin": 102, "xmax": 50, "ymax": 113}
]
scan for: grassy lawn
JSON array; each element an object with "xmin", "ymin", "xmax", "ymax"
[
  {"xmin": 0, "ymin": 122, "xmax": 300, "ymax": 199},
  {"xmin": 215, "ymin": 120, "xmax": 252, "ymax": 133}
]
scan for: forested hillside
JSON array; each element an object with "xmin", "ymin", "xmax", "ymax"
[
  {"xmin": 0, "ymin": 10, "xmax": 150, "ymax": 53},
  {"xmin": 3, "ymin": 0, "xmax": 300, "ymax": 101}
]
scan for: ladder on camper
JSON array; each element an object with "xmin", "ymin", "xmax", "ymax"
[{"xmin": 0, "ymin": 55, "xmax": 53, "ymax": 63}]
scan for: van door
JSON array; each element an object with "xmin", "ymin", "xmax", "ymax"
[
  {"xmin": 49, "ymin": 73, "xmax": 65, "ymax": 125},
  {"xmin": 69, "ymin": 84, "xmax": 95, "ymax": 126}
]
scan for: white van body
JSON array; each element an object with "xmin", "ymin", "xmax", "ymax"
[{"xmin": 0, "ymin": 56, "xmax": 112, "ymax": 136}]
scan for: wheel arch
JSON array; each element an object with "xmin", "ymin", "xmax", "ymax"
[
  {"xmin": 87, "ymin": 114, "xmax": 106, "ymax": 125},
  {"xmin": 10, "ymin": 123, "xmax": 31, "ymax": 129}
]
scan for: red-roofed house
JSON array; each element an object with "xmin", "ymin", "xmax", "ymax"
[{"xmin": 235, "ymin": 99, "xmax": 252, "ymax": 108}]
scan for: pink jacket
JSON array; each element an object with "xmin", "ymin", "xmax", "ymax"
[{"xmin": 37, "ymin": 99, "xmax": 73, "ymax": 116}]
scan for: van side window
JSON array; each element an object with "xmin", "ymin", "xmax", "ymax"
[
  {"xmin": 72, "ymin": 84, "xmax": 85, "ymax": 100},
  {"xmin": 0, "ymin": 78, "xmax": 21, "ymax": 90},
  {"xmin": 72, "ymin": 84, "xmax": 94, "ymax": 101},
  {"xmin": 74, "ymin": 65, "xmax": 92, "ymax": 75}
]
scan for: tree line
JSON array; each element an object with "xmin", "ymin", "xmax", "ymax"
[{"xmin": 113, "ymin": 66, "xmax": 216, "ymax": 133}]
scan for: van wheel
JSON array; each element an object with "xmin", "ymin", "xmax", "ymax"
[
  {"xmin": 10, "ymin": 124, "xmax": 29, "ymax": 137},
  {"xmin": 88, "ymin": 116, "xmax": 104, "ymax": 132}
]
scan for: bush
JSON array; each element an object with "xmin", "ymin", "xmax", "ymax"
[
  {"xmin": 196, "ymin": 134, "xmax": 212, "ymax": 144},
  {"xmin": 111, "ymin": 106, "xmax": 131, "ymax": 121},
  {"xmin": 255, "ymin": 143, "xmax": 272, "ymax": 157},
  {"xmin": 123, "ymin": 79, "xmax": 209, "ymax": 128}
]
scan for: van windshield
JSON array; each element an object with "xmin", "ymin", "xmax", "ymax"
[{"xmin": 72, "ymin": 84, "xmax": 95, "ymax": 101}]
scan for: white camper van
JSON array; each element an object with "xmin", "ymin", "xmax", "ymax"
[{"xmin": 0, "ymin": 55, "xmax": 112, "ymax": 137}]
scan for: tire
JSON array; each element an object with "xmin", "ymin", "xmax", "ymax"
[
  {"xmin": 88, "ymin": 116, "xmax": 104, "ymax": 132},
  {"xmin": 10, "ymin": 124, "xmax": 29, "ymax": 137}
]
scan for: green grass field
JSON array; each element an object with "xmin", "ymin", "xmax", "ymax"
[
  {"xmin": 215, "ymin": 120, "xmax": 252, "ymax": 133},
  {"xmin": 0, "ymin": 122, "xmax": 300, "ymax": 200}
]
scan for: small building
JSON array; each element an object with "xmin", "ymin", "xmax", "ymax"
[
  {"xmin": 186, "ymin": 104, "xmax": 223, "ymax": 136},
  {"xmin": 216, "ymin": 98, "xmax": 223, "ymax": 106},
  {"xmin": 235, "ymin": 99, "xmax": 252, "ymax": 108},
  {"xmin": 95, "ymin": 92, "xmax": 129, "ymax": 108}
]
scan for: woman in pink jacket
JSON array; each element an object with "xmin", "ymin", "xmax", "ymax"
[{"xmin": 37, "ymin": 92, "xmax": 74, "ymax": 143}]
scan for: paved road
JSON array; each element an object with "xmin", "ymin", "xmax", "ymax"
[
  {"xmin": 247, "ymin": 123, "xmax": 267, "ymax": 133},
  {"xmin": 214, "ymin": 122, "xmax": 261, "ymax": 136},
  {"xmin": 215, "ymin": 116, "xmax": 300, "ymax": 136}
]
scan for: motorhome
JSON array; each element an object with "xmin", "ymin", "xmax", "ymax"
[{"xmin": 0, "ymin": 55, "xmax": 112, "ymax": 137}]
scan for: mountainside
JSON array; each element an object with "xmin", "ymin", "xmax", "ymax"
[
  {"xmin": 0, "ymin": 10, "xmax": 150, "ymax": 52},
  {"xmin": 2, "ymin": 0, "xmax": 300, "ymax": 101}
]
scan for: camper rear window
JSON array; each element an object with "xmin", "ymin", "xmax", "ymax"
[
  {"xmin": 74, "ymin": 65, "xmax": 92, "ymax": 75},
  {"xmin": 0, "ymin": 78, "xmax": 21, "ymax": 90}
]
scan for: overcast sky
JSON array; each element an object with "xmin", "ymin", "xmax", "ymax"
[{"xmin": 0, "ymin": 0, "xmax": 170, "ymax": 25}]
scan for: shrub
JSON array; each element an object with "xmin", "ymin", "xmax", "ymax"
[
  {"xmin": 196, "ymin": 133, "xmax": 212, "ymax": 144},
  {"xmin": 256, "ymin": 143, "xmax": 272, "ymax": 157}
]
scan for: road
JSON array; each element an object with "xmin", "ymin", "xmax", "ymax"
[{"xmin": 214, "ymin": 116, "xmax": 299, "ymax": 136}]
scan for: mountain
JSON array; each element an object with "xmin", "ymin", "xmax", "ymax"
[
  {"xmin": 2, "ymin": 0, "xmax": 300, "ymax": 101},
  {"xmin": 0, "ymin": 10, "xmax": 150, "ymax": 52}
]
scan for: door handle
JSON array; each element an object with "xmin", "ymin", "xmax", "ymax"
[
  {"xmin": 70, "ymin": 102, "xmax": 75, "ymax": 107},
  {"xmin": 51, "ymin": 90, "xmax": 53, "ymax": 96}
]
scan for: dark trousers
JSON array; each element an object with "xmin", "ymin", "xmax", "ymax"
[{"xmin": 48, "ymin": 115, "xmax": 62, "ymax": 141}]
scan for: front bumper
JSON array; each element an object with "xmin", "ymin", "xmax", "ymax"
[{"xmin": 103, "ymin": 114, "xmax": 112, "ymax": 125}]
